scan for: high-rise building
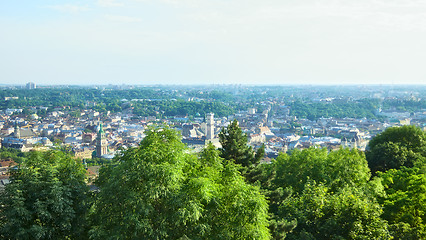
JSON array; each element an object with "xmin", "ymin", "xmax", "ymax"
[
  {"xmin": 96, "ymin": 124, "xmax": 108, "ymax": 157},
  {"xmin": 26, "ymin": 82, "xmax": 36, "ymax": 89},
  {"xmin": 206, "ymin": 113, "xmax": 214, "ymax": 140}
]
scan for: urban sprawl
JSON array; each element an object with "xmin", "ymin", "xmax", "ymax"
[{"xmin": 1, "ymin": 83, "xmax": 425, "ymax": 180}]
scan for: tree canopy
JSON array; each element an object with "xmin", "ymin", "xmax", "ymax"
[
  {"xmin": 252, "ymin": 147, "xmax": 389, "ymax": 239},
  {"xmin": 273, "ymin": 147, "xmax": 371, "ymax": 194},
  {"xmin": 279, "ymin": 181, "xmax": 390, "ymax": 240},
  {"xmin": 378, "ymin": 167, "xmax": 426, "ymax": 239},
  {"xmin": 366, "ymin": 125, "xmax": 426, "ymax": 174},
  {"xmin": 0, "ymin": 151, "xmax": 89, "ymax": 240},
  {"xmin": 89, "ymin": 126, "xmax": 270, "ymax": 239}
]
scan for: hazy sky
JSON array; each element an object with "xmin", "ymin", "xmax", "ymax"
[{"xmin": 1, "ymin": 0, "xmax": 426, "ymax": 85}]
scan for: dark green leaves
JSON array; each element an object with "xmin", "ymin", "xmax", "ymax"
[
  {"xmin": 219, "ymin": 119, "xmax": 264, "ymax": 171},
  {"xmin": 366, "ymin": 125, "xmax": 426, "ymax": 174},
  {"xmin": 0, "ymin": 151, "xmax": 89, "ymax": 240},
  {"xmin": 378, "ymin": 167, "xmax": 426, "ymax": 239}
]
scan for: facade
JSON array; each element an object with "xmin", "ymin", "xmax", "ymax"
[{"xmin": 73, "ymin": 148, "xmax": 93, "ymax": 160}]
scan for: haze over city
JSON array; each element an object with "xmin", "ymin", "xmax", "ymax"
[{"xmin": 1, "ymin": 0, "xmax": 426, "ymax": 85}]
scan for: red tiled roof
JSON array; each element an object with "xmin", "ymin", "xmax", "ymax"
[{"xmin": 0, "ymin": 160, "xmax": 17, "ymax": 168}]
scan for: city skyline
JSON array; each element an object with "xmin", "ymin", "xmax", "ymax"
[{"xmin": 1, "ymin": 0, "xmax": 426, "ymax": 86}]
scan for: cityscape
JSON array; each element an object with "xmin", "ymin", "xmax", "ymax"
[
  {"xmin": 2, "ymin": 0, "xmax": 426, "ymax": 239},
  {"xmin": 1, "ymin": 84, "xmax": 424, "ymax": 161},
  {"xmin": 0, "ymin": 84, "xmax": 425, "ymax": 239}
]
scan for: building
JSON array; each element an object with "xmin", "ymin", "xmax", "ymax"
[
  {"xmin": 26, "ymin": 82, "xmax": 36, "ymax": 89},
  {"xmin": 0, "ymin": 159, "xmax": 17, "ymax": 177},
  {"xmin": 248, "ymin": 108, "xmax": 256, "ymax": 115},
  {"xmin": 14, "ymin": 124, "xmax": 20, "ymax": 139},
  {"xmin": 83, "ymin": 132, "xmax": 96, "ymax": 144},
  {"xmin": 206, "ymin": 113, "xmax": 214, "ymax": 140},
  {"xmin": 1, "ymin": 123, "xmax": 37, "ymax": 151},
  {"xmin": 182, "ymin": 123, "xmax": 204, "ymax": 138},
  {"xmin": 4, "ymin": 97, "xmax": 19, "ymax": 101},
  {"xmin": 73, "ymin": 147, "xmax": 94, "ymax": 160},
  {"xmin": 96, "ymin": 124, "xmax": 108, "ymax": 157}
]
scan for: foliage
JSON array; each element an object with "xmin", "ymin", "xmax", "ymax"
[
  {"xmin": 254, "ymin": 147, "xmax": 374, "ymax": 239},
  {"xmin": 273, "ymin": 147, "xmax": 371, "ymax": 194},
  {"xmin": 0, "ymin": 148, "xmax": 30, "ymax": 164},
  {"xmin": 279, "ymin": 182, "xmax": 391, "ymax": 240},
  {"xmin": 2, "ymin": 86, "xmax": 424, "ymax": 121},
  {"xmin": 287, "ymin": 99, "xmax": 379, "ymax": 120},
  {"xmin": 219, "ymin": 119, "xmax": 263, "ymax": 168},
  {"xmin": 89, "ymin": 126, "xmax": 270, "ymax": 239},
  {"xmin": 366, "ymin": 125, "xmax": 426, "ymax": 174},
  {"xmin": 85, "ymin": 157, "xmax": 112, "ymax": 167},
  {"xmin": 0, "ymin": 151, "xmax": 89, "ymax": 240},
  {"xmin": 382, "ymin": 99, "xmax": 426, "ymax": 113},
  {"xmin": 378, "ymin": 167, "xmax": 426, "ymax": 239}
]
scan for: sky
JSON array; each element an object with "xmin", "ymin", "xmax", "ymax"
[{"xmin": 1, "ymin": 0, "xmax": 426, "ymax": 86}]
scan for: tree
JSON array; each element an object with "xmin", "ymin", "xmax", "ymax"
[
  {"xmin": 366, "ymin": 125, "xmax": 426, "ymax": 174},
  {"xmin": 89, "ymin": 126, "xmax": 270, "ymax": 239},
  {"xmin": 0, "ymin": 148, "xmax": 29, "ymax": 164},
  {"xmin": 273, "ymin": 147, "xmax": 371, "ymax": 194},
  {"xmin": 0, "ymin": 151, "xmax": 89, "ymax": 240},
  {"xmin": 263, "ymin": 147, "xmax": 374, "ymax": 239},
  {"xmin": 378, "ymin": 167, "xmax": 426, "ymax": 239},
  {"xmin": 196, "ymin": 144, "xmax": 271, "ymax": 239},
  {"xmin": 219, "ymin": 119, "xmax": 263, "ymax": 168},
  {"xmin": 279, "ymin": 182, "xmax": 390, "ymax": 240}
]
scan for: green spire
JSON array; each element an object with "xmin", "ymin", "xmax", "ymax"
[{"xmin": 99, "ymin": 123, "xmax": 104, "ymax": 133}]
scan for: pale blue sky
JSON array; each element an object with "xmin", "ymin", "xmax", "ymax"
[{"xmin": 1, "ymin": 0, "xmax": 426, "ymax": 85}]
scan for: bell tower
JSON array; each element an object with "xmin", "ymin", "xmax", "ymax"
[
  {"xmin": 14, "ymin": 122, "xmax": 20, "ymax": 139},
  {"xmin": 96, "ymin": 123, "xmax": 108, "ymax": 157}
]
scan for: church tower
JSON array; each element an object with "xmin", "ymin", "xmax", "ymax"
[
  {"xmin": 206, "ymin": 113, "xmax": 214, "ymax": 140},
  {"xmin": 14, "ymin": 122, "xmax": 20, "ymax": 139},
  {"xmin": 96, "ymin": 123, "xmax": 108, "ymax": 157}
]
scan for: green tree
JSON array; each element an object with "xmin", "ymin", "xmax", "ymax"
[
  {"xmin": 0, "ymin": 151, "xmax": 89, "ymax": 240},
  {"xmin": 279, "ymin": 182, "xmax": 390, "ymax": 240},
  {"xmin": 378, "ymin": 167, "xmax": 426, "ymax": 239},
  {"xmin": 263, "ymin": 147, "xmax": 374, "ymax": 239},
  {"xmin": 89, "ymin": 126, "xmax": 270, "ymax": 239},
  {"xmin": 0, "ymin": 148, "xmax": 29, "ymax": 164},
  {"xmin": 219, "ymin": 119, "xmax": 263, "ymax": 168},
  {"xmin": 273, "ymin": 147, "xmax": 370, "ymax": 194},
  {"xmin": 366, "ymin": 125, "xmax": 426, "ymax": 174}
]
